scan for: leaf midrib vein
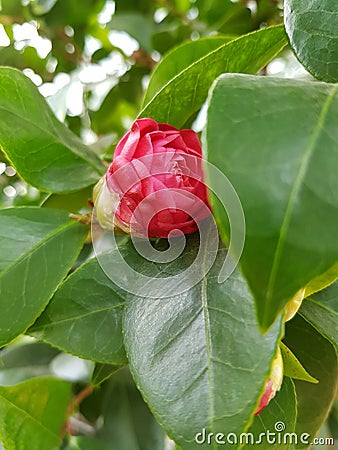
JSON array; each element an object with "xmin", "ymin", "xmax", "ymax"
[
  {"xmin": 264, "ymin": 85, "xmax": 338, "ymax": 322},
  {"xmin": 201, "ymin": 225, "xmax": 217, "ymax": 450}
]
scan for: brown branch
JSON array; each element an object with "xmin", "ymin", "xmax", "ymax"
[{"xmin": 61, "ymin": 384, "xmax": 94, "ymax": 438}]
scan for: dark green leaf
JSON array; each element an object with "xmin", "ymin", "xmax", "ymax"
[
  {"xmin": 280, "ymin": 342, "xmax": 318, "ymax": 384},
  {"xmin": 0, "ymin": 67, "xmax": 104, "ymax": 193},
  {"xmin": 0, "ymin": 342, "xmax": 59, "ymax": 386},
  {"xmin": 243, "ymin": 378, "xmax": 297, "ymax": 450},
  {"xmin": 309, "ymin": 278, "xmax": 338, "ymax": 313},
  {"xmin": 284, "ymin": 315, "xmax": 338, "ymax": 448},
  {"xmin": 139, "ymin": 25, "xmax": 287, "ymax": 127},
  {"xmin": 299, "ymin": 298, "xmax": 338, "ymax": 349},
  {"xmin": 144, "ymin": 36, "xmax": 235, "ymax": 105},
  {"xmin": 205, "ymin": 74, "xmax": 338, "ymax": 330},
  {"xmin": 0, "ymin": 377, "xmax": 72, "ymax": 450},
  {"xmin": 123, "ymin": 235, "xmax": 282, "ymax": 449},
  {"xmin": 30, "ymin": 254, "xmax": 127, "ymax": 364},
  {"xmin": 0, "ymin": 207, "xmax": 87, "ymax": 347},
  {"xmin": 284, "ymin": 0, "xmax": 338, "ymax": 83},
  {"xmin": 100, "ymin": 374, "xmax": 165, "ymax": 450}
]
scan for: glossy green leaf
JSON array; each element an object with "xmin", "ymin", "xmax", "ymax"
[
  {"xmin": 299, "ymin": 298, "xmax": 338, "ymax": 349},
  {"xmin": 144, "ymin": 36, "xmax": 235, "ymax": 104},
  {"xmin": 30, "ymin": 254, "xmax": 127, "ymax": 364},
  {"xmin": 242, "ymin": 378, "xmax": 297, "ymax": 450},
  {"xmin": 0, "ymin": 67, "xmax": 104, "ymax": 193},
  {"xmin": 139, "ymin": 25, "xmax": 287, "ymax": 127},
  {"xmin": 280, "ymin": 342, "xmax": 318, "ymax": 384},
  {"xmin": 284, "ymin": 315, "xmax": 338, "ymax": 448},
  {"xmin": 205, "ymin": 74, "xmax": 338, "ymax": 330},
  {"xmin": 284, "ymin": 0, "xmax": 338, "ymax": 83},
  {"xmin": 123, "ymin": 236, "xmax": 282, "ymax": 449},
  {"xmin": 100, "ymin": 374, "xmax": 165, "ymax": 450},
  {"xmin": 0, "ymin": 377, "xmax": 71, "ymax": 450},
  {"xmin": 0, "ymin": 342, "xmax": 59, "ymax": 386},
  {"xmin": 0, "ymin": 207, "xmax": 87, "ymax": 347}
]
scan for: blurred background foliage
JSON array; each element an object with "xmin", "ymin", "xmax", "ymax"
[
  {"xmin": 0, "ymin": 0, "xmax": 290, "ymax": 208},
  {"xmin": 2, "ymin": 2, "xmax": 335, "ymax": 449}
]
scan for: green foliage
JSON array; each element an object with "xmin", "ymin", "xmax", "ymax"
[
  {"xmin": 124, "ymin": 236, "xmax": 282, "ymax": 448},
  {"xmin": 299, "ymin": 297, "xmax": 338, "ymax": 348},
  {"xmin": 0, "ymin": 342, "xmax": 59, "ymax": 385},
  {"xmin": 0, "ymin": 0, "xmax": 337, "ymax": 449},
  {"xmin": 99, "ymin": 373, "xmax": 166, "ymax": 450},
  {"xmin": 30, "ymin": 255, "xmax": 127, "ymax": 364},
  {"xmin": 284, "ymin": 0, "xmax": 338, "ymax": 82},
  {"xmin": 205, "ymin": 74, "xmax": 338, "ymax": 330},
  {"xmin": 140, "ymin": 25, "xmax": 287, "ymax": 127},
  {"xmin": 0, "ymin": 207, "xmax": 87, "ymax": 347},
  {"xmin": 143, "ymin": 36, "xmax": 235, "ymax": 104},
  {"xmin": 0, "ymin": 68, "xmax": 104, "ymax": 193},
  {"xmin": 0, "ymin": 377, "xmax": 72, "ymax": 450},
  {"xmin": 280, "ymin": 342, "xmax": 318, "ymax": 384},
  {"xmin": 284, "ymin": 315, "xmax": 338, "ymax": 448}
]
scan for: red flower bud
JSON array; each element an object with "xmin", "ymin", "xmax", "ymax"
[
  {"xmin": 255, "ymin": 347, "xmax": 283, "ymax": 415},
  {"xmin": 97, "ymin": 118, "xmax": 210, "ymax": 238}
]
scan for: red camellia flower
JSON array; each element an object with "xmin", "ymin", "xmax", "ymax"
[{"xmin": 102, "ymin": 118, "xmax": 210, "ymax": 238}]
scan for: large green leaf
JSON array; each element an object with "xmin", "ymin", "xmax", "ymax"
[
  {"xmin": 284, "ymin": 315, "xmax": 338, "ymax": 448},
  {"xmin": 0, "ymin": 377, "xmax": 71, "ymax": 450},
  {"xmin": 143, "ymin": 36, "xmax": 234, "ymax": 105},
  {"xmin": 30, "ymin": 254, "xmax": 127, "ymax": 364},
  {"xmin": 123, "ymin": 235, "xmax": 282, "ymax": 449},
  {"xmin": 139, "ymin": 25, "xmax": 287, "ymax": 127},
  {"xmin": 205, "ymin": 74, "xmax": 338, "ymax": 330},
  {"xmin": 284, "ymin": 0, "xmax": 338, "ymax": 83},
  {"xmin": 242, "ymin": 377, "xmax": 297, "ymax": 450},
  {"xmin": 0, "ymin": 67, "xmax": 104, "ymax": 193},
  {"xmin": 0, "ymin": 207, "xmax": 87, "ymax": 347}
]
